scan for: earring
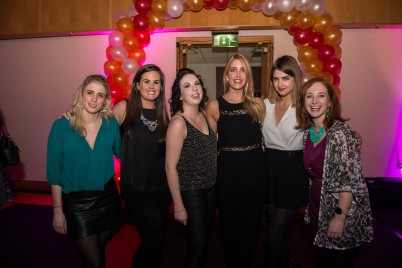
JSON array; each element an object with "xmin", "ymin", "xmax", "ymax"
[
  {"xmin": 101, "ymin": 107, "xmax": 107, "ymax": 113},
  {"xmin": 325, "ymin": 108, "xmax": 331, "ymax": 118},
  {"xmin": 179, "ymin": 96, "xmax": 183, "ymax": 101}
]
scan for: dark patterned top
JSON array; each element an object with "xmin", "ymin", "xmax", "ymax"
[
  {"xmin": 303, "ymin": 120, "xmax": 373, "ymax": 249},
  {"xmin": 177, "ymin": 114, "xmax": 217, "ymax": 191}
]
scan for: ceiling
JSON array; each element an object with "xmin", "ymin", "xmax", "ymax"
[{"xmin": 184, "ymin": 44, "xmax": 265, "ymax": 65}]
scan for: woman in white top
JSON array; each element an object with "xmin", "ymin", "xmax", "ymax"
[{"xmin": 262, "ymin": 55, "xmax": 309, "ymax": 268}]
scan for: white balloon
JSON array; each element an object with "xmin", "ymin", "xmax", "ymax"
[
  {"xmin": 310, "ymin": 0, "xmax": 326, "ymax": 16},
  {"xmin": 276, "ymin": 0, "xmax": 296, "ymax": 13},
  {"xmin": 167, "ymin": 0, "xmax": 184, "ymax": 18},
  {"xmin": 121, "ymin": 58, "xmax": 139, "ymax": 75},
  {"xmin": 295, "ymin": 0, "xmax": 313, "ymax": 11},
  {"xmin": 262, "ymin": 0, "xmax": 278, "ymax": 16},
  {"xmin": 110, "ymin": 46, "xmax": 128, "ymax": 62}
]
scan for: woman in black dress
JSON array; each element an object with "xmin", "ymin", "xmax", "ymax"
[{"xmin": 206, "ymin": 54, "xmax": 266, "ymax": 268}]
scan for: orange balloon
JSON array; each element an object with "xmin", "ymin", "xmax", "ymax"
[
  {"xmin": 123, "ymin": 35, "xmax": 139, "ymax": 51},
  {"xmin": 273, "ymin": 11, "xmax": 283, "ymax": 20},
  {"xmin": 313, "ymin": 13, "xmax": 333, "ymax": 33},
  {"xmin": 280, "ymin": 9, "xmax": 299, "ymax": 29},
  {"xmin": 188, "ymin": 0, "xmax": 204, "ymax": 12},
  {"xmin": 298, "ymin": 45, "xmax": 317, "ymax": 63},
  {"xmin": 238, "ymin": 0, "xmax": 254, "ymax": 11},
  {"xmin": 334, "ymin": 86, "xmax": 341, "ymax": 99},
  {"xmin": 117, "ymin": 17, "xmax": 134, "ymax": 34},
  {"xmin": 129, "ymin": 48, "xmax": 146, "ymax": 64},
  {"xmin": 228, "ymin": 0, "xmax": 239, "ymax": 9},
  {"xmin": 333, "ymin": 44, "xmax": 342, "ymax": 59},
  {"xmin": 297, "ymin": 11, "xmax": 315, "ymax": 29},
  {"xmin": 113, "ymin": 71, "xmax": 128, "ymax": 86},
  {"xmin": 304, "ymin": 57, "xmax": 323, "ymax": 76},
  {"xmin": 148, "ymin": 11, "xmax": 165, "ymax": 29},
  {"xmin": 324, "ymin": 26, "xmax": 342, "ymax": 45},
  {"xmin": 104, "ymin": 60, "xmax": 122, "ymax": 75},
  {"xmin": 319, "ymin": 71, "xmax": 334, "ymax": 83},
  {"xmin": 151, "ymin": 0, "xmax": 168, "ymax": 14}
]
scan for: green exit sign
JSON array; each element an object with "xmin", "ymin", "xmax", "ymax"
[{"xmin": 212, "ymin": 34, "xmax": 238, "ymax": 47}]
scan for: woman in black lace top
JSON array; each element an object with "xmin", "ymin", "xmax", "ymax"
[{"xmin": 166, "ymin": 68, "xmax": 217, "ymax": 268}]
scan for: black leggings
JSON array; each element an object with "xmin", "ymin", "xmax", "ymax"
[
  {"xmin": 75, "ymin": 228, "xmax": 116, "ymax": 268},
  {"xmin": 265, "ymin": 204, "xmax": 298, "ymax": 268},
  {"xmin": 120, "ymin": 185, "xmax": 172, "ymax": 268},
  {"xmin": 181, "ymin": 187, "xmax": 216, "ymax": 268},
  {"xmin": 315, "ymin": 246, "xmax": 357, "ymax": 268}
]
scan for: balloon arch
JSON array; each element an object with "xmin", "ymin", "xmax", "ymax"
[{"xmin": 104, "ymin": 0, "xmax": 343, "ymax": 102}]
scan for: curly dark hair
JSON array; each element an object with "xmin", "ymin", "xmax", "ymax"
[{"xmin": 169, "ymin": 68, "xmax": 209, "ymax": 115}]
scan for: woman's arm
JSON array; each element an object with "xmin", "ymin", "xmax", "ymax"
[
  {"xmin": 327, "ymin": 191, "xmax": 353, "ymax": 239},
  {"xmin": 51, "ymin": 185, "xmax": 67, "ymax": 234},
  {"xmin": 165, "ymin": 116, "xmax": 188, "ymax": 225},
  {"xmin": 112, "ymin": 100, "xmax": 127, "ymax": 125},
  {"xmin": 206, "ymin": 99, "xmax": 219, "ymax": 134}
]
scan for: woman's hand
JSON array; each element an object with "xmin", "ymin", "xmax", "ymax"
[
  {"xmin": 327, "ymin": 215, "xmax": 346, "ymax": 239},
  {"xmin": 58, "ymin": 110, "xmax": 73, "ymax": 120},
  {"xmin": 53, "ymin": 208, "xmax": 67, "ymax": 234},
  {"xmin": 174, "ymin": 207, "xmax": 188, "ymax": 226}
]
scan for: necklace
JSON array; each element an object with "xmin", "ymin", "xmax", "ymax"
[
  {"xmin": 140, "ymin": 112, "xmax": 158, "ymax": 132},
  {"xmin": 309, "ymin": 126, "xmax": 325, "ymax": 143}
]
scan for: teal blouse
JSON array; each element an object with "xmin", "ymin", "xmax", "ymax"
[{"xmin": 47, "ymin": 117, "xmax": 121, "ymax": 193}]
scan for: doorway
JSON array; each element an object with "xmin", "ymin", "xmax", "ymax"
[{"xmin": 176, "ymin": 36, "xmax": 273, "ymax": 100}]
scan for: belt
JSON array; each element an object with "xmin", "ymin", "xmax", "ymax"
[{"xmin": 266, "ymin": 148, "xmax": 303, "ymax": 157}]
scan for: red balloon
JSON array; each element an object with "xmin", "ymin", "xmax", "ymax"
[
  {"xmin": 213, "ymin": 0, "xmax": 230, "ymax": 11},
  {"xmin": 106, "ymin": 45, "xmax": 113, "ymax": 60},
  {"xmin": 204, "ymin": 0, "xmax": 215, "ymax": 9},
  {"xmin": 331, "ymin": 73, "xmax": 341, "ymax": 87},
  {"xmin": 104, "ymin": 60, "xmax": 122, "ymax": 75},
  {"xmin": 135, "ymin": 0, "xmax": 151, "ymax": 14},
  {"xmin": 287, "ymin": 24, "xmax": 300, "ymax": 36},
  {"xmin": 293, "ymin": 28, "xmax": 312, "ymax": 45},
  {"xmin": 317, "ymin": 44, "xmax": 335, "ymax": 62},
  {"xmin": 323, "ymin": 58, "xmax": 342, "ymax": 75},
  {"xmin": 112, "ymin": 72, "xmax": 128, "ymax": 86},
  {"xmin": 133, "ymin": 30, "xmax": 150, "ymax": 46},
  {"xmin": 133, "ymin": 14, "xmax": 149, "ymax": 31},
  {"xmin": 307, "ymin": 31, "xmax": 324, "ymax": 49}
]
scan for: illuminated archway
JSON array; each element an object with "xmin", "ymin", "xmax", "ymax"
[{"xmin": 104, "ymin": 0, "xmax": 343, "ymax": 102}]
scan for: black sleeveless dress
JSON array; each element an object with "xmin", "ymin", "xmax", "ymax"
[{"xmin": 216, "ymin": 96, "xmax": 266, "ymax": 267}]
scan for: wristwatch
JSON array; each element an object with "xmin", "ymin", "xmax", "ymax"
[{"xmin": 335, "ymin": 206, "xmax": 347, "ymax": 216}]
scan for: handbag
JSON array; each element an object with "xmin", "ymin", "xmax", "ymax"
[{"xmin": 0, "ymin": 125, "xmax": 20, "ymax": 165}]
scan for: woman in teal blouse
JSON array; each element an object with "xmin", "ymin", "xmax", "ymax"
[{"xmin": 47, "ymin": 74, "xmax": 122, "ymax": 268}]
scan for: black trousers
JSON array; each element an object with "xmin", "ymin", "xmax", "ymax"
[
  {"xmin": 120, "ymin": 185, "xmax": 172, "ymax": 268},
  {"xmin": 181, "ymin": 186, "xmax": 217, "ymax": 268},
  {"xmin": 315, "ymin": 246, "xmax": 357, "ymax": 268}
]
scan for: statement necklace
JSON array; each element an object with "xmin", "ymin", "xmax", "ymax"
[
  {"xmin": 309, "ymin": 126, "xmax": 325, "ymax": 143},
  {"xmin": 140, "ymin": 112, "xmax": 158, "ymax": 132}
]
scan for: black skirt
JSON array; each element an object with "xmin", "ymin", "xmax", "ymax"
[{"xmin": 62, "ymin": 178, "xmax": 123, "ymax": 240}]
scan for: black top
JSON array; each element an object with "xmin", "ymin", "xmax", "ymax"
[
  {"xmin": 120, "ymin": 108, "xmax": 168, "ymax": 192},
  {"xmin": 177, "ymin": 114, "xmax": 217, "ymax": 191}
]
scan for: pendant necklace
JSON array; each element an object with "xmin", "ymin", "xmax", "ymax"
[
  {"xmin": 309, "ymin": 126, "xmax": 325, "ymax": 143},
  {"xmin": 140, "ymin": 112, "xmax": 158, "ymax": 132}
]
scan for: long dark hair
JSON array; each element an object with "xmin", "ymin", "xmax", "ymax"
[
  {"xmin": 169, "ymin": 68, "xmax": 209, "ymax": 115},
  {"xmin": 296, "ymin": 76, "xmax": 348, "ymax": 130},
  {"xmin": 123, "ymin": 64, "xmax": 169, "ymax": 137}
]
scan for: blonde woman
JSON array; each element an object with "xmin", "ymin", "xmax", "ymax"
[
  {"xmin": 47, "ymin": 75, "xmax": 122, "ymax": 268},
  {"xmin": 206, "ymin": 53, "xmax": 266, "ymax": 268}
]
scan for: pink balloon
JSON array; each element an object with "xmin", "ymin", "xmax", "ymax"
[
  {"xmin": 168, "ymin": 0, "xmax": 184, "ymax": 18},
  {"xmin": 310, "ymin": 0, "xmax": 326, "ymax": 16},
  {"xmin": 261, "ymin": 0, "xmax": 277, "ymax": 16},
  {"xmin": 121, "ymin": 58, "xmax": 139, "ymax": 75},
  {"xmin": 276, "ymin": 0, "xmax": 296, "ymax": 13},
  {"xmin": 109, "ymin": 30, "xmax": 124, "ymax": 47},
  {"xmin": 110, "ymin": 46, "xmax": 128, "ymax": 62},
  {"xmin": 252, "ymin": 2, "xmax": 262, "ymax": 12}
]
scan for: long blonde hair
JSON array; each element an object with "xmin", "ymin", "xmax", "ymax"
[
  {"xmin": 223, "ymin": 53, "xmax": 263, "ymax": 123},
  {"xmin": 70, "ymin": 75, "xmax": 113, "ymax": 136}
]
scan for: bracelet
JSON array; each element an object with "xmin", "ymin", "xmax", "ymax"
[
  {"xmin": 174, "ymin": 207, "xmax": 185, "ymax": 213},
  {"xmin": 53, "ymin": 205, "xmax": 62, "ymax": 208}
]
